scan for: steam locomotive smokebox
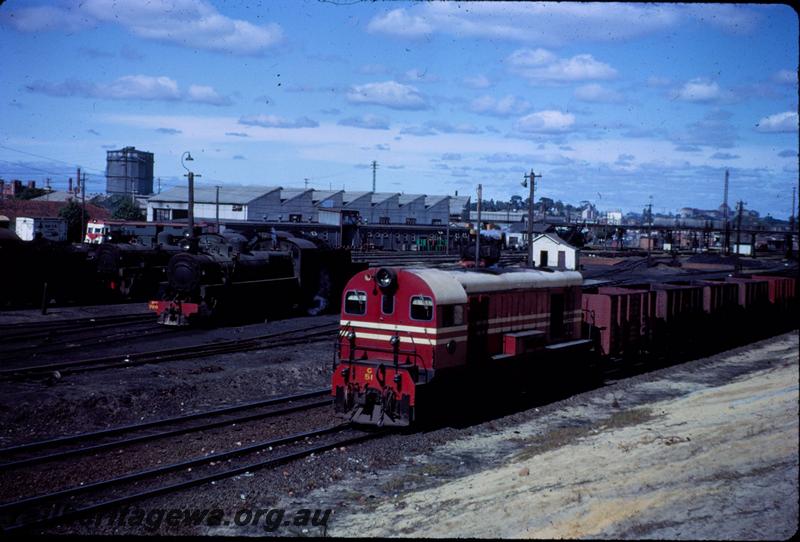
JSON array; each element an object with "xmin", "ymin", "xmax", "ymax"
[{"xmin": 95, "ymin": 244, "xmax": 122, "ymax": 275}]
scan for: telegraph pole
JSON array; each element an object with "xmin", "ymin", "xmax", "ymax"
[
  {"xmin": 215, "ymin": 185, "xmax": 220, "ymax": 232},
  {"xmin": 475, "ymin": 184, "xmax": 482, "ymax": 267},
  {"xmin": 181, "ymin": 152, "xmax": 199, "ymax": 233},
  {"xmin": 522, "ymin": 169, "xmax": 542, "ymax": 267},
  {"xmin": 80, "ymin": 172, "xmax": 87, "ymax": 243},
  {"xmin": 371, "ymin": 160, "xmax": 378, "ymax": 192},
  {"xmin": 788, "ymin": 186, "xmax": 796, "ymax": 259},
  {"xmin": 723, "ymin": 169, "xmax": 731, "ymax": 255},
  {"xmin": 647, "ymin": 196, "xmax": 653, "ymax": 260},
  {"xmin": 735, "ymin": 200, "xmax": 745, "ymax": 254}
]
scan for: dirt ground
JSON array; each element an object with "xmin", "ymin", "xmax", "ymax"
[{"xmin": 322, "ymin": 332, "xmax": 798, "ymax": 539}]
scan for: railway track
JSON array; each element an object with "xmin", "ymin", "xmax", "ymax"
[
  {"xmin": 0, "ymin": 388, "xmax": 332, "ymax": 471},
  {"xmin": 0, "ymin": 423, "xmax": 380, "ymax": 533},
  {"xmin": 0, "ymin": 320, "xmax": 174, "ymax": 359},
  {"xmin": 0, "ymin": 313, "xmax": 155, "ymax": 345},
  {"xmin": 0, "ymin": 324, "xmax": 341, "ymax": 380}
]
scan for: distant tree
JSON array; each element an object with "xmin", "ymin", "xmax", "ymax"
[
  {"xmin": 58, "ymin": 201, "xmax": 89, "ymax": 242},
  {"xmin": 509, "ymin": 195, "xmax": 523, "ymax": 210},
  {"xmin": 112, "ymin": 198, "xmax": 145, "ymax": 221}
]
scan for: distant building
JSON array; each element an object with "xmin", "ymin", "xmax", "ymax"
[
  {"xmin": 106, "ymin": 147, "xmax": 154, "ymax": 196},
  {"xmin": 606, "ymin": 210, "xmax": 623, "ymax": 225},
  {"xmin": 531, "ymin": 233, "xmax": 579, "ymax": 270},
  {"xmin": 146, "ymin": 185, "xmax": 281, "ymax": 222},
  {"xmin": 145, "ymin": 185, "xmax": 467, "ymax": 226},
  {"xmin": 581, "ymin": 203, "xmax": 599, "ymax": 222}
]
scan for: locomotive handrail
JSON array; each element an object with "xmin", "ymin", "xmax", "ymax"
[{"xmin": 395, "ymin": 328, "xmax": 429, "ymax": 380}]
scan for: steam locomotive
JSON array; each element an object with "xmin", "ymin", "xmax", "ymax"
[{"xmin": 150, "ymin": 230, "xmax": 365, "ymax": 325}]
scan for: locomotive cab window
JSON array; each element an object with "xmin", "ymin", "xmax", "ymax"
[
  {"xmin": 410, "ymin": 296, "xmax": 434, "ymax": 321},
  {"xmin": 440, "ymin": 305, "xmax": 464, "ymax": 327},
  {"xmin": 344, "ymin": 290, "xmax": 367, "ymax": 315}
]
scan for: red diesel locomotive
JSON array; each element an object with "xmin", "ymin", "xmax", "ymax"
[
  {"xmin": 332, "ymin": 266, "xmax": 797, "ymax": 427},
  {"xmin": 332, "ymin": 267, "xmax": 589, "ymax": 426}
]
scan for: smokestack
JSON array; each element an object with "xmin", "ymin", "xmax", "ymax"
[{"xmin": 68, "ymin": 177, "xmax": 73, "ymax": 193}]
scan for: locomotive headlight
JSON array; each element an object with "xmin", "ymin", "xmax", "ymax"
[{"xmin": 375, "ymin": 267, "xmax": 396, "ymax": 290}]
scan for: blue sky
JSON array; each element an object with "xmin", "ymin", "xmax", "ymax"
[{"xmin": 1, "ymin": 1, "xmax": 797, "ymax": 218}]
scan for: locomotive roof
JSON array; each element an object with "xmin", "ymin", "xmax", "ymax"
[{"xmin": 406, "ymin": 268, "xmax": 583, "ymax": 305}]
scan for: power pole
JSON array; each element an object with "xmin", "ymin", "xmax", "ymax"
[
  {"xmin": 723, "ymin": 169, "xmax": 730, "ymax": 255},
  {"xmin": 215, "ymin": 185, "xmax": 220, "ymax": 232},
  {"xmin": 371, "ymin": 160, "xmax": 378, "ymax": 192},
  {"xmin": 475, "ymin": 184, "xmax": 482, "ymax": 267},
  {"xmin": 80, "ymin": 172, "xmax": 87, "ymax": 243},
  {"xmin": 647, "ymin": 196, "xmax": 653, "ymax": 260},
  {"xmin": 187, "ymin": 172, "xmax": 196, "ymax": 232},
  {"xmin": 735, "ymin": 200, "xmax": 745, "ymax": 254},
  {"xmin": 76, "ymin": 167, "xmax": 82, "ymax": 242},
  {"xmin": 788, "ymin": 186, "xmax": 796, "ymax": 259},
  {"xmin": 522, "ymin": 169, "xmax": 542, "ymax": 267}
]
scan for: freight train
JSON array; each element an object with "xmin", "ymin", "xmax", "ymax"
[
  {"xmin": 331, "ymin": 266, "xmax": 797, "ymax": 427},
  {"xmin": 149, "ymin": 230, "xmax": 366, "ymax": 325}
]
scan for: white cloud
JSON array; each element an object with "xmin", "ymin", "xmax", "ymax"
[
  {"xmin": 239, "ymin": 114, "xmax": 319, "ymax": 129},
  {"xmin": 507, "ymin": 49, "xmax": 617, "ymax": 83},
  {"xmin": 574, "ymin": 84, "xmax": 625, "ymax": 103},
  {"xmin": 26, "ymin": 75, "xmax": 232, "ymax": 105},
  {"xmin": 755, "ymin": 111, "xmax": 798, "ymax": 133},
  {"xmin": 463, "ymin": 75, "xmax": 492, "ymax": 89},
  {"xmin": 515, "ymin": 110, "xmax": 576, "ymax": 133},
  {"xmin": 102, "ymin": 75, "xmax": 181, "ymax": 101},
  {"xmin": 365, "ymin": 4, "xmax": 680, "ymax": 46},
  {"xmin": 773, "ymin": 69, "xmax": 798, "ymax": 85},
  {"xmin": 346, "ymin": 81, "xmax": 428, "ymax": 110},
  {"xmin": 674, "ymin": 79, "xmax": 724, "ymax": 102},
  {"xmin": 3, "ymin": 0, "xmax": 282, "ymax": 55},
  {"xmin": 469, "ymin": 95, "xmax": 531, "ymax": 117},
  {"xmin": 337, "ymin": 115, "xmax": 391, "ymax": 130},
  {"xmin": 367, "ymin": 8, "xmax": 433, "ymax": 38},
  {"xmin": 187, "ymin": 85, "xmax": 232, "ymax": 106},
  {"xmin": 506, "ymin": 48, "xmax": 557, "ymax": 67}
]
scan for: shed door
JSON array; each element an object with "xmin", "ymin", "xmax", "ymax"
[
  {"xmin": 558, "ymin": 250, "xmax": 566, "ymax": 269},
  {"xmin": 539, "ymin": 250, "xmax": 549, "ymax": 268}
]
